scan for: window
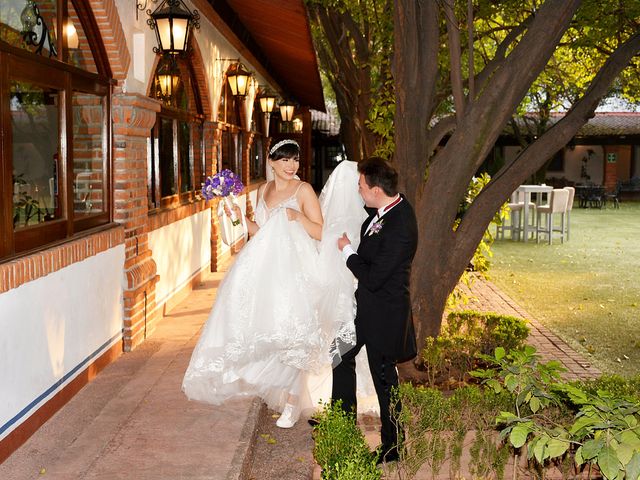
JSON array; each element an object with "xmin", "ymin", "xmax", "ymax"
[
  {"xmin": 148, "ymin": 56, "xmax": 204, "ymax": 209},
  {"xmin": 1, "ymin": 0, "xmax": 111, "ymax": 259},
  {"xmin": 250, "ymin": 136, "xmax": 264, "ymax": 181},
  {"xmin": 548, "ymin": 149, "xmax": 565, "ymax": 172}
]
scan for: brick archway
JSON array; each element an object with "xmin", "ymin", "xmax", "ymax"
[{"xmin": 89, "ymin": 0, "xmax": 131, "ymax": 82}]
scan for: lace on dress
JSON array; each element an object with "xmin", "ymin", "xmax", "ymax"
[{"xmin": 182, "ymin": 162, "xmax": 376, "ymax": 413}]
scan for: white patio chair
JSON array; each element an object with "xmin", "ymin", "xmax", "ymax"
[
  {"xmin": 497, "ymin": 190, "xmax": 535, "ymax": 241},
  {"xmin": 563, "ymin": 186, "xmax": 575, "ymax": 240},
  {"xmin": 536, "ymin": 189, "xmax": 569, "ymax": 245}
]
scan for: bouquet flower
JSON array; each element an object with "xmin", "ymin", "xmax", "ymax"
[{"xmin": 201, "ymin": 169, "xmax": 244, "ymax": 226}]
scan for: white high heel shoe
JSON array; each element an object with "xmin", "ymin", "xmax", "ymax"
[{"xmin": 276, "ymin": 403, "xmax": 300, "ymax": 428}]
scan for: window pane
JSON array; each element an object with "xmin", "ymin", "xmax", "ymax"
[
  {"xmin": 234, "ymin": 131, "xmax": 242, "ymax": 179},
  {"xmin": 1, "ymin": 0, "xmax": 58, "ymax": 57},
  {"xmin": 159, "ymin": 117, "xmax": 176, "ymax": 197},
  {"xmin": 11, "ymin": 81, "xmax": 62, "ymax": 230},
  {"xmin": 178, "ymin": 120, "xmax": 192, "ymax": 193},
  {"xmin": 250, "ymin": 136, "xmax": 263, "ymax": 180},
  {"xmin": 221, "ymin": 129, "xmax": 231, "ymax": 171},
  {"xmin": 66, "ymin": 1, "xmax": 97, "ymax": 72},
  {"xmin": 72, "ymin": 91, "xmax": 104, "ymax": 216},
  {"xmin": 192, "ymin": 122, "xmax": 204, "ymax": 186}
]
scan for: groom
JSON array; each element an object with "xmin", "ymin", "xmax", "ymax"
[{"xmin": 334, "ymin": 156, "xmax": 418, "ymax": 463}]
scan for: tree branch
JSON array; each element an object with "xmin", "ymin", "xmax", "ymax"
[{"xmin": 443, "ymin": 0, "xmax": 465, "ymax": 120}]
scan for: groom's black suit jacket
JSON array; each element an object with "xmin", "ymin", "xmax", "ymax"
[{"xmin": 346, "ymin": 195, "xmax": 418, "ymax": 362}]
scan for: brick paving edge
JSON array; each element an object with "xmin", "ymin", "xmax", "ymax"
[{"xmin": 226, "ymin": 397, "xmax": 266, "ymax": 480}]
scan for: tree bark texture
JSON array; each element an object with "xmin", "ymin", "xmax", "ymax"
[{"xmin": 394, "ymin": 0, "xmax": 640, "ymax": 351}]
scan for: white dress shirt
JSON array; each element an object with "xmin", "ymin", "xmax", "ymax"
[{"xmin": 341, "ymin": 194, "xmax": 402, "ymax": 261}]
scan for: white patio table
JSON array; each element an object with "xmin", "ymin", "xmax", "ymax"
[{"xmin": 516, "ymin": 184, "xmax": 553, "ymax": 242}]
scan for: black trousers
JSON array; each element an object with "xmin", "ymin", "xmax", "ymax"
[{"xmin": 332, "ymin": 340, "xmax": 401, "ymax": 454}]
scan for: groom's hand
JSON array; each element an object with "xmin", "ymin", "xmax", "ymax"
[{"xmin": 337, "ymin": 233, "xmax": 351, "ymax": 251}]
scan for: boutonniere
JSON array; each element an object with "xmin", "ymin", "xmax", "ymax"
[{"xmin": 368, "ymin": 218, "xmax": 384, "ymax": 236}]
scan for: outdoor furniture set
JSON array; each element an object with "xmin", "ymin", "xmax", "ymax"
[{"xmin": 497, "ymin": 185, "xmax": 574, "ymax": 245}]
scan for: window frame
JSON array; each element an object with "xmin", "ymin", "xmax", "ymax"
[
  {"xmin": 148, "ymin": 105, "xmax": 205, "ymax": 210},
  {"xmin": 0, "ymin": 0, "xmax": 112, "ymax": 260}
]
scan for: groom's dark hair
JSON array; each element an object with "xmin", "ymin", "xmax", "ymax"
[{"xmin": 358, "ymin": 156, "xmax": 398, "ymax": 197}]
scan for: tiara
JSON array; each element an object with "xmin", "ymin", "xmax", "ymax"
[{"xmin": 269, "ymin": 139, "xmax": 299, "ymax": 156}]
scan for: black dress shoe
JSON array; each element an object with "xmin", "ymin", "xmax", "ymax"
[{"xmin": 307, "ymin": 417, "xmax": 320, "ymax": 427}]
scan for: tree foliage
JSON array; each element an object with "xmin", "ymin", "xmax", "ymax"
[{"xmin": 308, "ymin": 0, "xmax": 640, "ymax": 350}]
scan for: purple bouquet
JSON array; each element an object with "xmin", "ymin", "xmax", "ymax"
[
  {"xmin": 201, "ymin": 169, "xmax": 244, "ymax": 225},
  {"xmin": 201, "ymin": 169, "xmax": 244, "ymax": 200}
]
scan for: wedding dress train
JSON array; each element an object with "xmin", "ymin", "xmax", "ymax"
[{"xmin": 182, "ymin": 161, "xmax": 378, "ymax": 415}]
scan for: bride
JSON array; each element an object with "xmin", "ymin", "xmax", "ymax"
[{"xmin": 182, "ymin": 139, "xmax": 374, "ymax": 428}]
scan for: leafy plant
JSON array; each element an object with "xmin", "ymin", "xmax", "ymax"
[
  {"xmin": 421, "ymin": 310, "xmax": 529, "ymax": 387},
  {"xmin": 312, "ymin": 401, "xmax": 381, "ymax": 480},
  {"xmin": 395, "ymin": 383, "xmax": 513, "ymax": 479},
  {"xmin": 473, "ymin": 346, "xmax": 640, "ymax": 479}
]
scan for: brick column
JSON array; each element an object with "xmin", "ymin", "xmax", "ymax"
[
  {"xmin": 206, "ymin": 122, "xmax": 224, "ymax": 272},
  {"xmin": 112, "ymin": 93, "xmax": 161, "ymax": 351}
]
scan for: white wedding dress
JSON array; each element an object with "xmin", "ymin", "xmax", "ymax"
[{"xmin": 182, "ymin": 161, "xmax": 378, "ymax": 414}]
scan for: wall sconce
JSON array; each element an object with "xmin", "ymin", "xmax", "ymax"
[
  {"xmin": 155, "ymin": 56, "xmax": 180, "ymax": 105},
  {"xmin": 226, "ymin": 62, "xmax": 252, "ymax": 97},
  {"xmin": 20, "ymin": 0, "xmax": 58, "ymax": 57},
  {"xmin": 141, "ymin": 0, "xmax": 200, "ymax": 55},
  {"xmin": 258, "ymin": 90, "xmax": 277, "ymax": 114},
  {"xmin": 292, "ymin": 117, "xmax": 303, "ymax": 133},
  {"xmin": 279, "ymin": 99, "xmax": 295, "ymax": 123},
  {"xmin": 64, "ymin": 20, "xmax": 79, "ymax": 49}
]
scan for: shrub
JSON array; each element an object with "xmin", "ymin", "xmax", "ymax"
[
  {"xmin": 394, "ymin": 383, "xmax": 512, "ymax": 479},
  {"xmin": 312, "ymin": 401, "xmax": 381, "ymax": 480},
  {"xmin": 475, "ymin": 346, "xmax": 640, "ymax": 480},
  {"xmin": 421, "ymin": 310, "xmax": 529, "ymax": 387}
]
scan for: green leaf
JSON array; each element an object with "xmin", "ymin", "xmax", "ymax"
[
  {"xmin": 495, "ymin": 346, "xmax": 505, "ymax": 361},
  {"xmin": 570, "ymin": 415, "xmax": 597, "ymax": 435},
  {"xmin": 620, "ymin": 430, "xmax": 640, "ymax": 450},
  {"xmin": 575, "ymin": 446, "xmax": 584, "ymax": 466},
  {"xmin": 505, "ymin": 374, "xmax": 518, "ymax": 392},
  {"xmin": 487, "ymin": 379, "xmax": 502, "ymax": 393},
  {"xmin": 583, "ymin": 438, "xmax": 605, "ymax": 460},
  {"xmin": 598, "ymin": 446, "xmax": 621, "ymax": 480},
  {"xmin": 530, "ymin": 396, "xmax": 541, "ymax": 414},
  {"xmin": 533, "ymin": 435, "xmax": 549, "ymax": 464},
  {"xmin": 625, "ymin": 452, "xmax": 640, "ymax": 480},
  {"xmin": 616, "ymin": 442, "xmax": 634, "ymax": 467},
  {"xmin": 496, "ymin": 411, "xmax": 520, "ymax": 424},
  {"xmin": 546, "ymin": 438, "xmax": 569, "ymax": 459},
  {"xmin": 510, "ymin": 424, "xmax": 530, "ymax": 449}
]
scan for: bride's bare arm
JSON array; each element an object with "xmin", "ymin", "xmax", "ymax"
[
  {"xmin": 225, "ymin": 184, "xmax": 263, "ymax": 236},
  {"xmin": 287, "ymin": 183, "xmax": 323, "ymax": 240}
]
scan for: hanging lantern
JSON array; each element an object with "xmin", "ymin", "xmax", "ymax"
[
  {"xmin": 279, "ymin": 99, "xmax": 295, "ymax": 122},
  {"xmin": 148, "ymin": 0, "xmax": 199, "ymax": 55},
  {"xmin": 226, "ymin": 63, "xmax": 252, "ymax": 97}
]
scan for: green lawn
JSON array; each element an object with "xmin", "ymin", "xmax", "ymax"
[{"xmin": 489, "ymin": 201, "xmax": 640, "ymax": 376}]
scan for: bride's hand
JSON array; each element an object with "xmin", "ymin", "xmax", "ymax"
[
  {"xmin": 286, "ymin": 208, "xmax": 300, "ymax": 222},
  {"xmin": 224, "ymin": 203, "xmax": 242, "ymax": 219}
]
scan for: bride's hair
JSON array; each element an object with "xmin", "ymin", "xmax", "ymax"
[{"xmin": 269, "ymin": 139, "xmax": 300, "ymax": 161}]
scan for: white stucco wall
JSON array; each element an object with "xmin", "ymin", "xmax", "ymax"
[
  {"xmin": 149, "ymin": 208, "xmax": 212, "ymax": 307},
  {"xmin": 0, "ymin": 245, "xmax": 125, "ymax": 441}
]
